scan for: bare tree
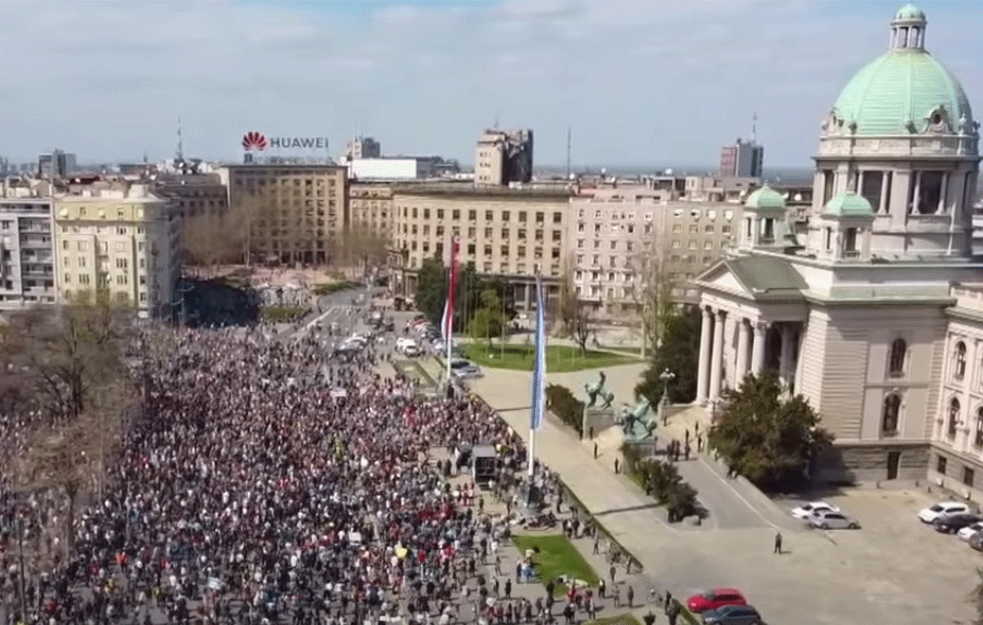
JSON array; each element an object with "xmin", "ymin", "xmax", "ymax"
[
  {"xmin": 2, "ymin": 289, "xmax": 131, "ymax": 424},
  {"xmin": 181, "ymin": 212, "xmax": 234, "ymax": 277},
  {"xmin": 629, "ymin": 225, "xmax": 675, "ymax": 358},
  {"xmin": 557, "ymin": 258, "xmax": 595, "ymax": 354}
]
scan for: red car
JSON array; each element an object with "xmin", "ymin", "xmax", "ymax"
[{"xmin": 686, "ymin": 588, "xmax": 748, "ymax": 613}]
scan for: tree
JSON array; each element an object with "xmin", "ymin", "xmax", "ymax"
[
  {"xmin": 629, "ymin": 228, "xmax": 675, "ymax": 357},
  {"xmin": 467, "ymin": 288, "xmax": 507, "ymax": 348},
  {"xmin": 182, "ymin": 212, "xmax": 235, "ymax": 277},
  {"xmin": 1, "ymin": 290, "xmax": 132, "ymax": 424},
  {"xmin": 545, "ymin": 384, "xmax": 584, "ymax": 435},
  {"xmin": 634, "ymin": 305, "xmax": 701, "ymax": 406},
  {"xmin": 556, "ymin": 261, "xmax": 594, "ymax": 354},
  {"xmin": 415, "ymin": 254, "xmax": 448, "ymax": 328},
  {"xmin": 707, "ymin": 371, "xmax": 833, "ymax": 491}
]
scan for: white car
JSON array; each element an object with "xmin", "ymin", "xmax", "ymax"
[
  {"xmin": 791, "ymin": 502, "xmax": 840, "ymax": 520},
  {"xmin": 958, "ymin": 522, "xmax": 983, "ymax": 541},
  {"xmin": 918, "ymin": 501, "xmax": 970, "ymax": 523}
]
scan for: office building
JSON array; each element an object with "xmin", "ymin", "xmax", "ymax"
[
  {"xmin": 345, "ymin": 136, "xmax": 381, "ymax": 160},
  {"xmin": 474, "ymin": 129, "xmax": 533, "ymax": 186},
  {"xmin": 719, "ymin": 139, "xmax": 764, "ymax": 179},
  {"xmin": 152, "ymin": 173, "xmax": 228, "ymax": 220},
  {"xmin": 695, "ymin": 5, "xmax": 983, "ymax": 488},
  {"xmin": 39, "ymin": 151, "xmax": 77, "ymax": 179},
  {"xmin": 215, "ymin": 164, "xmax": 348, "ymax": 265},
  {"xmin": 390, "ymin": 183, "xmax": 571, "ymax": 309},
  {"xmin": 569, "ymin": 186, "xmax": 742, "ymax": 317},
  {"xmin": 53, "ymin": 184, "xmax": 180, "ymax": 317}
]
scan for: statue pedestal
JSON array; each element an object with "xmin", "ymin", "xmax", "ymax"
[
  {"xmin": 622, "ymin": 437, "xmax": 659, "ymax": 459},
  {"xmin": 517, "ymin": 480, "xmax": 545, "ymax": 518},
  {"xmin": 581, "ymin": 406, "xmax": 616, "ymax": 439}
]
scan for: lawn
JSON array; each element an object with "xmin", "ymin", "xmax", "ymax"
[
  {"xmin": 588, "ymin": 615, "xmax": 643, "ymax": 625},
  {"xmin": 463, "ymin": 342, "xmax": 641, "ymax": 373},
  {"xmin": 512, "ymin": 534, "xmax": 599, "ymax": 594}
]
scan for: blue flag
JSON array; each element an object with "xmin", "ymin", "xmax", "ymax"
[{"xmin": 530, "ymin": 275, "xmax": 546, "ymax": 431}]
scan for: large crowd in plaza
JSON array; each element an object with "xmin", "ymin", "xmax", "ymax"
[{"xmin": 0, "ymin": 323, "xmax": 567, "ymax": 625}]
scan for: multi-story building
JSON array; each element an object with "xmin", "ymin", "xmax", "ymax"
[
  {"xmin": 695, "ymin": 5, "xmax": 983, "ymax": 489},
  {"xmin": 569, "ymin": 186, "xmax": 742, "ymax": 316},
  {"xmin": 0, "ymin": 193, "xmax": 57, "ymax": 309},
  {"xmin": 152, "ymin": 173, "xmax": 228, "ymax": 220},
  {"xmin": 39, "ymin": 151, "xmax": 78, "ymax": 179},
  {"xmin": 719, "ymin": 138, "xmax": 764, "ymax": 178},
  {"xmin": 215, "ymin": 164, "xmax": 347, "ymax": 265},
  {"xmin": 53, "ymin": 184, "xmax": 180, "ymax": 317},
  {"xmin": 390, "ymin": 183, "xmax": 571, "ymax": 309},
  {"xmin": 344, "ymin": 136, "xmax": 381, "ymax": 160},
  {"xmin": 348, "ymin": 182, "xmax": 394, "ymax": 235},
  {"xmin": 474, "ymin": 129, "xmax": 533, "ymax": 186}
]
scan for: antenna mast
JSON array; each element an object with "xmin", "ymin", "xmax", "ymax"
[
  {"xmin": 176, "ymin": 116, "xmax": 184, "ymax": 162},
  {"xmin": 752, "ymin": 112, "xmax": 758, "ymax": 144},
  {"xmin": 566, "ymin": 126, "xmax": 572, "ymax": 179}
]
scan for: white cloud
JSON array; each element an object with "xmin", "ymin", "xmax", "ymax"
[{"xmin": 0, "ymin": 0, "xmax": 978, "ymax": 169}]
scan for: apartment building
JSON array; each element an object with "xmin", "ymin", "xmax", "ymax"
[
  {"xmin": 216, "ymin": 164, "xmax": 347, "ymax": 265},
  {"xmin": 569, "ymin": 186, "xmax": 743, "ymax": 316},
  {"xmin": 474, "ymin": 129, "xmax": 533, "ymax": 186},
  {"xmin": 53, "ymin": 184, "xmax": 180, "ymax": 317},
  {"xmin": 152, "ymin": 173, "xmax": 228, "ymax": 220},
  {"xmin": 390, "ymin": 183, "xmax": 571, "ymax": 309},
  {"xmin": 0, "ymin": 195, "xmax": 57, "ymax": 308}
]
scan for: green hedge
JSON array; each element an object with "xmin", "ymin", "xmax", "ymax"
[
  {"xmin": 545, "ymin": 384, "xmax": 584, "ymax": 435},
  {"xmin": 620, "ymin": 443, "xmax": 702, "ymax": 523},
  {"xmin": 261, "ymin": 306, "xmax": 311, "ymax": 322}
]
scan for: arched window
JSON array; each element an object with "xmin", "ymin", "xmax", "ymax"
[
  {"xmin": 881, "ymin": 395, "xmax": 900, "ymax": 434},
  {"xmin": 948, "ymin": 398, "xmax": 961, "ymax": 438},
  {"xmin": 975, "ymin": 408, "xmax": 983, "ymax": 449},
  {"xmin": 953, "ymin": 341, "xmax": 967, "ymax": 380},
  {"xmin": 888, "ymin": 338, "xmax": 907, "ymax": 377}
]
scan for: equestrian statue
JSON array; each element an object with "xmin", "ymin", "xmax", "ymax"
[
  {"xmin": 584, "ymin": 371, "xmax": 614, "ymax": 409},
  {"xmin": 618, "ymin": 397, "xmax": 657, "ymax": 441}
]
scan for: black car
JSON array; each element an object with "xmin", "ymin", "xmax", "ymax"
[{"xmin": 933, "ymin": 512, "xmax": 982, "ymax": 534}]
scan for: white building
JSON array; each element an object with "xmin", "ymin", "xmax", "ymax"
[
  {"xmin": 694, "ymin": 4, "xmax": 983, "ymax": 489},
  {"xmin": 347, "ymin": 158, "xmax": 440, "ymax": 181},
  {"xmin": 0, "ymin": 197, "xmax": 56, "ymax": 308}
]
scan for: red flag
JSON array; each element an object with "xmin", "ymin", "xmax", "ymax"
[{"xmin": 445, "ymin": 237, "xmax": 460, "ymax": 338}]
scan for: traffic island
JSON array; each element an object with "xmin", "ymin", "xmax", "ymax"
[{"xmin": 512, "ymin": 533, "xmax": 599, "ymax": 595}]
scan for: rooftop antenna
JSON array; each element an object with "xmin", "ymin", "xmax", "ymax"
[
  {"xmin": 566, "ymin": 126, "xmax": 572, "ymax": 179},
  {"xmin": 752, "ymin": 112, "xmax": 758, "ymax": 144},
  {"xmin": 494, "ymin": 112, "xmax": 500, "ymax": 130},
  {"xmin": 176, "ymin": 115, "xmax": 184, "ymax": 162}
]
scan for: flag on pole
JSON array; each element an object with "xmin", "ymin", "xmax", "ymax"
[
  {"xmin": 440, "ymin": 300, "xmax": 451, "ymax": 344},
  {"xmin": 442, "ymin": 238, "xmax": 460, "ymax": 339},
  {"xmin": 530, "ymin": 274, "xmax": 546, "ymax": 431}
]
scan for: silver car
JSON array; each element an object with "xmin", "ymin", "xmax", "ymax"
[
  {"xmin": 808, "ymin": 510, "xmax": 860, "ymax": 530},
  {"xmin": 701, "ymin": 605, "xmax": 764, "ymax": 625}
]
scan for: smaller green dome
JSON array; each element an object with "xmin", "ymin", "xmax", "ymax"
[
  {"xmin": 744, "ymin": 185, "xmax": 786, "ymax": 211},
  {"xmin": 895, "ymin": 3, "xmax": 926, "ymax": 21},
  {"xmin": 824, "ymin": 192, "xmax": 874, "ymax": 218}
]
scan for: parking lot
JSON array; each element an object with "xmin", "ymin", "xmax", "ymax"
[{"xmin": 771, "ymin": 487, "xmax": 982, "ymax": 623}]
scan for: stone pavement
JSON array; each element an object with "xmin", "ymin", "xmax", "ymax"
[{"xmin": 459, "ymin": 360, "xmax": 969, "ymax": 625}]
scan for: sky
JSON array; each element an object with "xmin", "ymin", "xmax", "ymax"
[{"xmin": 2, "ymin": 0, "xmax": 981, "ymax": 169}]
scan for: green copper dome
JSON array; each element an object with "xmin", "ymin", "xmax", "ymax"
[
  {"xmin": 895, "ymin": 3, "xmax": 926, "ymax": 21},
  {"xmin": 823, "ymin": 192, "xmax": 874, "ymax": 218},
  {"xmin": 830, "ymin": 7, "xmax": 973, "ymax": 136},
  {"xmin": 744, "ymin": 185, "xmax": 786, "ymax": 212}
]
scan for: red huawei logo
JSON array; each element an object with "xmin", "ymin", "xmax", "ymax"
[{"xmin": 242, "ymin": 132, "xmax": 267, "ymax": 151}]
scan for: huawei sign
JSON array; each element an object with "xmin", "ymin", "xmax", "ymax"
[{"xmin": 242, "ymin": 132, "xmax": 268, "ymax": 151}]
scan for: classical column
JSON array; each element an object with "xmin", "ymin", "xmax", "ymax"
[
  {"xmin": 779, "ymin": 324, "xmax": 794, "ymax": 385},
  {"xmin": 735, "ymin": 318, "xmax": 750, "ymax": 387},
  {"xmin": 696, "ymin": 307, "xmax": 713, "ymax": 405},
  {"xmin": 961, "ymin": 339, "xmax": 978, "ymax": 451},
  {"xmin": 751, "ymin": 321, "xmax": 768, "ymax": 376},
  {"xmin": 708, "ymin": 309, "xmax": 726, "ymax": 402}
]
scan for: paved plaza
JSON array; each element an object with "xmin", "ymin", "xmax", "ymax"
[{"xmin": 434, "ymin": 359, "xmax": 981, "ymax": 625}]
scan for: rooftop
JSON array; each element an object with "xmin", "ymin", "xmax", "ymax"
[{"xmin": 393, "ymin": 183, "xmax": 573, "ymax": 199}]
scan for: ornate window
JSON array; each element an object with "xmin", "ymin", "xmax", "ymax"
[
  {"xmin": 953, "ymin": 341, "xmax": 967, "ymax": 380},
  {"xmin": 881, "ymin": 395, "xmax": 901, "ymax": 435},
  {"xmin": 948, "ymin": 398, "xmax": 961, "ymax": 439},
  {"xmin": 976, "ymin": 408, "xmax": 983, "ymax": 449},
  {"xmin": 888, "ymin": 338, "xmax": 906, "ymax": 377}
]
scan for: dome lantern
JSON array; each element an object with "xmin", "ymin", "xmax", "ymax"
[{"xmin": 890, "ymin": 3, "xmax": 927, "ymax": 51}]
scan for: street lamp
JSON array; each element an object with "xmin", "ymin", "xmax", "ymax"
[{"xmin": 659, "ymin": 368, "xmax": 675, "ymax": 425}]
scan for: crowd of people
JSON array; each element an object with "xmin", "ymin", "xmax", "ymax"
[{"xmin": 0, "ymin": 322, "xmax": 549, "ymax": 625}]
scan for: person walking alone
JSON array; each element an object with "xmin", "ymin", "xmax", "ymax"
[{"xmin": 773, "ymin": 532, "xmax": 783, "ymax": 555}]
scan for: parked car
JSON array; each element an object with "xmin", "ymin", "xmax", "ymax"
[
  {"xmin": 807, "ymin": 510, "xmax": 860, "ymax": 530},
  {"xmin": 918, "ymin": 502, "xmax": 971, "ymax": 523},
  {"xmin": 687, "ymin": 589, "xmax": 748, "ymax": 614},
  {"xmin": 790, "ymin": 501, "xmax": 840, "ymax": 520},
  {"xmin": 969, "ymin": 531, "xmax": 983, "ymax": 552},
  {"xmin": 701, "ymin": 604, "xmax": 764, "ymax": 625},
  {"xmin": 958, "ymin": 522, "xmax": 983, "ymax": 541},
  {"xmin": 933, "ymin": 513, "xmax": 982, "ymax": 534}
]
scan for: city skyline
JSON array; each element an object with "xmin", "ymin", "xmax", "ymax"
[{"xmin": 1, "ymin": 0, "xmax": 980, "ymax": 167}]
